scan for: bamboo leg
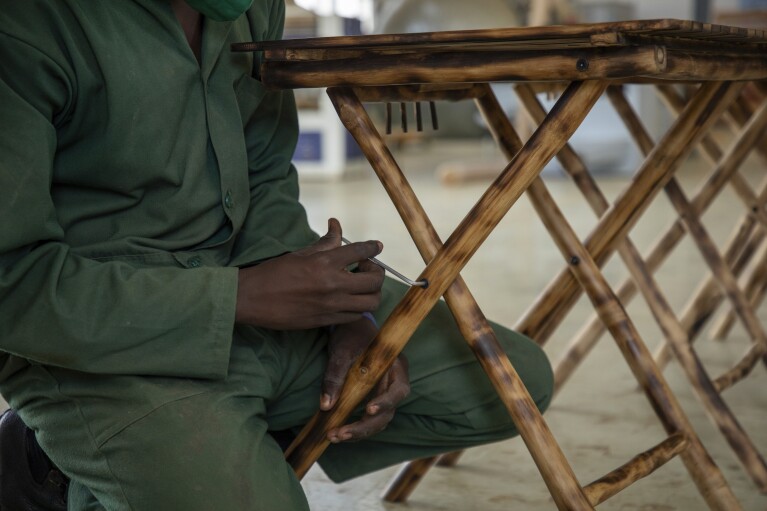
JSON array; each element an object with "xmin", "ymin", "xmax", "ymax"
[
  {"xmin": 286, "ymin": 81, "xmax": 606, "ymax": 510},
  {"xmin": 390, "ymin": 449, "xmax": 465, "ymax": 500},
  {"xmin": 514, "ymin": 82, "xmax": 743, "ymax": 345},
  {"xmin": 524, "ymin": 177, "xmax": 740, "ymax": 511},
  {"xmin": 436, "ymin": 451, "xmax": 464, "ymax": 467},
  {"xmin": 382, "ymin": 457, "xmax": 438, "ymax": 503}
]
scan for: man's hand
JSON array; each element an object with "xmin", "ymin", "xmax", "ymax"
[
  {"xmin": 235, "ymin": 218, "xmax": 385, "ymax": 330},
  {"xmin": 321, "ymin": 317, "xmax": 410, "ymax": 443}
]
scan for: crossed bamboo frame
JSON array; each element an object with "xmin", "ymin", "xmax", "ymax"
[{"xmin": 235, "ymin": 20, "xmax": 767, "ymax": 509}]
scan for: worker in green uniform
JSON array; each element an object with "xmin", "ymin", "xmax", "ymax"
[{"xmin": 0, "ymin": 1, "xmax": 554, "ymax": 509}]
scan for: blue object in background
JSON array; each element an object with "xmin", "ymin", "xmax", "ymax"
[
  {"xmin": 294, "ymin": 132, "xmax": 322, "ymax": 162},
  {"xmin": 740, "ymin": 0, "xmax": 767, "ymax": 8}
]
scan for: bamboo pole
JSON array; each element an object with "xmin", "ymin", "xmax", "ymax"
[
  {"xmin": 259, "ymin": 46, "xmax": 665, "ymax": 89},
  {"xmin": 382, "ymin": 457, "xmax": 438, "ymax": 503},
  {"xmin": 583, "ymin": 433, "xmax": 688, "ymax": 506},
  {"xmin": 714, "ymin": 344, "xmax": 765, "ymax": 393},
  {"xmin": 546, "ymin": 83, "xmax": 762, "ymax": 384},
  {"xmin": 711, "ymin": 244, "xmax": 767, "ymax": 341},
  {"xmin": 436, "ymin": 451, "xmax": 464, "ymax": 467}
]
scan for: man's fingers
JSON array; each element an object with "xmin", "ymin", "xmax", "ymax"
[
  {"xmin": 329, "ymin": 241, "xmax": 383, "ymax": 268},
  {"xmin": 366, "ymin": 382, "xmax": 409, "ymax": 416},
  {"xmin": 296, "ymin": 218, "xmax": 342, "ymax": 256},
  {"xmin": 326, "ymin": 358, "xmax": 410, "ymax": 443},
  {"xmin": 336, "ymin": 267, "xmax": 384, "ymax": 296},
  {"xmin": 367, "ymin": 362, "xmax": 410, "ymax": 415},
  {"xmin": 327, "ymin": 409, "xmax": 396, "ymax": 443},
  {"xmin": 320, "ymin": 349, "xmax": 355, "ymax": 411}
]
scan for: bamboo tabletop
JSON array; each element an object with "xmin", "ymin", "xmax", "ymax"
[{"xmin": 232, "ymin": 19, "xmax": 767, "ymax": 88}]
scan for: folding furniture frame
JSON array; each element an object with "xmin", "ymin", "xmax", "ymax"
[{"xmin": 233, "ymin": 19, "xmax": 767, "ymax": 509}]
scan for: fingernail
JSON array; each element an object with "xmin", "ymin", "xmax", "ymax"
[
  {"xmin": 321, "ymin": 394, "xmax": 331, "ymax": 409},
  {"xmin": 368, "ymin": 405, "xmax": 379, "ymax": 415},
  {"xmin": 341, "ymin": 432, "xmax": 352, "ymax": 441}
]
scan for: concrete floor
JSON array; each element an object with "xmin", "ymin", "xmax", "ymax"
[
  {"xmin": 296, "ymin": 136, "xmax": 767, "ymax": 510},
  {"xmin": 1, "ymin": 134, "xmax": 765, "ymax": 510}
]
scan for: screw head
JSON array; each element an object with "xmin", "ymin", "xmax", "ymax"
[{"xmin": 576, "ymin": 58, "xmax": 589, "ymax": 72}]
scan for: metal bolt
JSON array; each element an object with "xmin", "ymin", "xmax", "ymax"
[
  {"xmin": 576, "ymin": 58, "xmax": 589, "ymax": 72},
  {"xmin": 570, "ymin": 256, "xmax": 580, "ymax": 265},
  {"xmin": 360, "ymin": 367, "xmax": 369, "ymax": 375}
]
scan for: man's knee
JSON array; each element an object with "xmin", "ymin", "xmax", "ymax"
[
  {"xmin": 466, "ymin": 329, "xmax": 554, "ymax": 437},
  {"xmin": 91, "ymin": 392, "xmax": 309, "ymax": 511}
]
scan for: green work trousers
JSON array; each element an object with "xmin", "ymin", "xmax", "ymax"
[{"xmin": 2, "ymin": 279, "xmax": 553, "ymax": 510}]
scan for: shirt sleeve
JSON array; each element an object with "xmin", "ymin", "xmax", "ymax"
[
  {"xmin": 229, "ymin": 0, "xmax": 320, "ymax": 267},
  {"xmin": 0, "ymin": 31, "xmax": 237, "ymax": 381}
]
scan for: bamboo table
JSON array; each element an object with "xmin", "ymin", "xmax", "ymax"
[{"xmin": 232, "ymin": 19, "xmax": 767, "ymax": 510}]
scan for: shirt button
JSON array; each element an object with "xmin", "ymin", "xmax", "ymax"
[
  {"xmin": 224, "ymin": 191, "xmax": 233, "ymax": 209},
  {"xmin": 188, "ymin": 256, "xmax": 202, "ymax": 268}
]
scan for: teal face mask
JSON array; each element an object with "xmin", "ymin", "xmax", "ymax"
[{"xmin": 185, "ymin": 0, "xmax": 253, "ymax": 21}]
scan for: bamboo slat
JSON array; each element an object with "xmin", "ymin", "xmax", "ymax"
[
  {"xmin": 714, "ymin": 344, "xmax": 765, "ymax": 393},
  {"xmin": 233, "ymin": 20, "xmax": 767, "ymax": 89},
  {"xmin": 583, "ymin": 433, "xmax": 688, "ymax": 506},
  {"xmin": 255, "ymin": 46, "xmax": 665, "ymax": 89},
  {"xmin": 233, "ymin": 19, "xmax": 767, "ymax": 54}
]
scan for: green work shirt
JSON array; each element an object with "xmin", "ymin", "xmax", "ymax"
[{"xmin": 0, "ymin": 0, "xmax": 318, "ymax": 381}]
